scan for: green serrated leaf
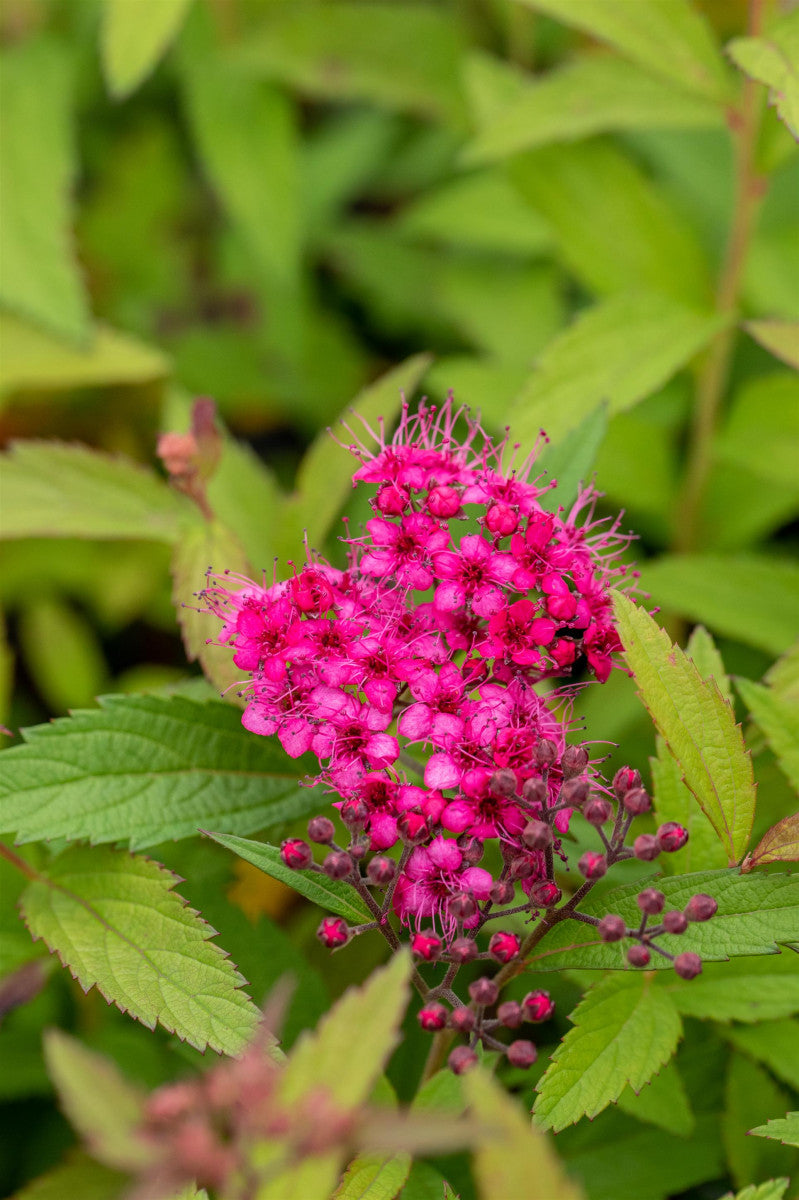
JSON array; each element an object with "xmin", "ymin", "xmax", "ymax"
[
  {"xmin": 526, "ymin": 871, "xmax": 799, "ymax": 972},
  {"xmin": 514, "ymin": 0, "xmax": 730, "ymax": 100},
  {"xmin": 102, "ymin": 0, "xmax": 193, "ymax": 98},
  {"xmin": 745, "ymin": 320, "xmax": 799, "ymax": 370},
  {"xmin": 464, "ymin": 55, "xmax": 722, "ymax": 166},
  {"xmin": 728, "ymin": 10, "xmax": 799, "ymax": 140},
  {"xmin": 612, "ymin": 592, "xmax": 756, "ymax": 863},
  {"xmin": 466, "ymin": 1068, "xmax": 584, "ymax": 1198},
  {"xmin": 662, "ymin": 954, "xmax": 799, "ymax": 1024},
  {"xmin": 43, "ymin": 1030, "xmax": 149, "ymax": 1170},
  {"xmin": 750, "ymin": 1112, "xmax": 799, "ymax": 1149},
  {"xmin": 722, "ymin": 1179, "xmax": 790, "ymax": 1200},
  {"xmin": 534, "ymin": 974, "xmax": 682, "ymax": 1132},
  {"xmin": 0, "ymin": 442, "xmax": 188, "ymax": 542},
  {"xmin": 0, "ymin": 694, "xmax": 316, "ymax": 849},
  {"xmin": 744, "ymin": 815, "xmax": 799, "ymax": 872},
  {"xmin": 636, "ymin": 555, "xmax": 799, "ymax": 657},
  {"xmin": 616, "ymin": 1058, "xmax": 695, "ymax": 1136},
  {"xmin": 687, "ymin": 625, "xmax": 733, "ymax": 704},
  {"xmin": 332, "ymin": 1152, "xmax": 411, "ymax": 1200},
  {"xmin": 204, "ymin": 832, "xmax": 373, "ymax": 925},
  {"xmin": 534, "ymin": 403, "xmax": 608, "ymax": 514},
  {"xmin": 650, "ymin": 736, "xmax": 728, "ymax": 875},
  {"xmin": 0, "ymin": 38, "xmax": 88, "ymax": 343},
  {"xmin": 11, "ymin": 1152, "xmax": 126, "ymax": 1200},
  {"xmin": 722, "ymin": 1020, "xmax": 799, "ymax": 1092},
  {"xmin": 737, "ymin": 678, "xmax": 799, "ymax": 793},
  {"xmin": 20, "ymin": 845, "xmax": 259, "ymax": 1054},
  {"xmin": 507, "ymin": 293, "xmax": 722, "ymax": 447},
  {"xmin": 725, "ymin": 1055, "xmax": 797, "ymax": 1186}
]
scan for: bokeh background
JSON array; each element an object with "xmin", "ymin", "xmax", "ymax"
[{"xmin": 1, "ymin": 0, "xmax": 798, "ymax": 1196}]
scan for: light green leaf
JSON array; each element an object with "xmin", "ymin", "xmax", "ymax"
[
  {"xmin": 766, "ymin": 639, "xmax": 799, "ymax": 704},
  {"xmin": 18, "ymin": 598, "xmax": 107, "ymax": 714},
  {"xmin": 687, "ymin": 625, "xmax": 733, "ymax": 705},
  {"xmin": 20, "ymin": 845, "xmax": 259, "ymax": 1054},
  {"xmin": 171, "ymin": 518, "xmax": 250, "ymax": 698},
  {"xmin": 102, "ymin": 0, "xmax": 193, "ymax": 98},
  {"xmin": 728, "ymin": 10, "xmax": 799, "ymax": 140},
  {"xmin": 616, "ymin": 1060, "xmax": 694, "ymax": 1137},
  {"xmin": 237, "ymin": 4, "xmax": 467, "ymax": 127},
  {"xmin": 724, "ymin": 1055, "xmax": 797, "ymax": 1186},
  {"xmin": 510, "ymin": 140, "xmax": 713, "ymax": 305},
  {"xmin": 722, "ymin": 1180, "xmax": 790, "ymax": 1200},
  {"xmin": 0, "ymin": 694, "xmax": 316, "ymax": 849},
  {"xmin": 204, "ymin": 832, "xmax": 372, "ymax": 925},
  {"xmin": 427, "ymin": 357, "xmax": 530, "ymax": 429},
  {"xmin": 715, "ymin": 372, "xmax": 799, "ymax": 493},
  {"xmin": 662, "ymin": 954, "xmax": 799, "ymax": 1024},
  {"xmin": 737, "ymin": 678, "xmax": 799, "ymax": 793},
  {"xmin": 0, "ymin": 38, "xmax": 88, "ymax": 342},
  {"xmin": 637, "ymin": 554, "xmax": 799, "ymax": 656},
  {"xmin": 534, "ymin": 974, "xmax": 682, "ymax": 1131},
  {"xmin": 465, "ymin": 1069, "xmax": 584, "ymax": 1198},
  {"xmin": 651, "ymin": 737, "xmax": 728, "ymax": 875},
  {"xmin": 0, "ymin": 442, "xmax": 189, "ymax": 543},
  {"xmin": 43, "ymin": 1030, "xmax": 149, "ymax": 1170},
  {"xmin": 11, "ymin": 1153, "xmax": 126, "ymax": 1200},
  {"xmin": 722, "ymin": 1020, "xmax": 799, "ymax": 1092},
  {"xmin": 332, "ymin": 1153, "xmax": 411, "ymax": 1200},
  {"xmin": 744, "ymin": 815, "xmax": 799, "ymax": 872},
  {"xmin": 513, "ymin": 0, "xmax": 730, "ymax": 100},
  {"xmin": 0, "ymin": 313, "xmax": 170, "ymax": 400},
  {"xmin": 612, "ymin": 592, "xmax": 756, "ymax": 863},
  {"xmin": 206, "ymin": 435, "xmax": 282, "ymax": 571},
  {"xmin": 526, "ymin": 870, "xmax": 799, "ymax": 971},
  {"xmin": 750, "ymin": 1112, "xmax": 799, "ymax": 1149},
  {"xmin": 745, "ymin": 320, "xmax": 799, "ymax": 370},
  {"xmin": 534, "ymin": 403, "xmax": 609, "ymax": 513},
  {"xmin": 507, "ymin": 293, "xmax": 722, "ymax": 446},
  {"xmin": 464, "ymin": 55, "xmax": 722, "ymax": 165}
]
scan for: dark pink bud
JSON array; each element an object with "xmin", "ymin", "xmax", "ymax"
[
  {"xmin": 528, "ymin": 879, "xmax": 561, "ymax": 908},
  {"xmin": 485, "ymin": 502, "xmax": 518, "ymax": 536},
  {"xmin": 684, "ymin": 893, "xmax": 718, "ymax": 923},
  {"xmin": 522, "ymin": 989, "xmax": 555, "ymax": 1023},
  {"xmin": 508, "ymin": 855, "xmax": 534, "ymax": 881},
  {"xmin": 490, "ymin": 769, "xmax": 518, "ymax": 797},
  {"xmin": 307, "ymin": 816, "xmax": 336, "ymax": 844},
  {"xmin": 489, "ymin": 931, "xmax": 521, "ymax": 963},
  {"xmin": 613, "ymin": 767, "xmax": 642, "ymax": 800},
  {"xmin": 323, "ymin": 851, "xmax": 353, "ymax": 880},
  {"xmin": 427, "ymin": 485, "xmax": 461, "ymax": 518},
  {"xmin": 674, "ymin": 952, "xmax": 702, "ymax": 979},
  {"xmin": 562, "ymin": 745, "xmax": 589, "ymax": 778},
  {"xmin": 627, "ymin": 944, "xmax": 650, "ymax": 967},
  {"xmin": 535, "ymin": 739, "xmax": 558, "ymax": 766},
  {"xmin": 637, "ymin": 888, "xmax": 665, "ymax": 915},
  {"xmin": 521, "ymin": 777, "xmax": 547, "ymax": 806},
  {"xmin": 449, "ymin": 1045, "xmax": 478, "ymax": 1075},
  {"xmin": 411, "ymin": 931, "xmax": 443, "ymax": 962},
  {"xmin": 497, "ymin": 1001, "xmax": 523, "ymax": 1029},
  {"xmin": 507, "ymin": 1040, "xmax": 538, "ymax": 1069},
  {"xmin": 560, "ymin": 777, "xmax": 590, "ymax": 807},
  {"xmin": 349, "ymin": 836, "xmax": 369, "ymax": 860},
  {"xmin": 662, "ymin": 910, "xmax": 688, "ymax": 935},
  {"xmin": 317, "ymin": 917, "xmax": 349, "ymax": 949},
  {"xmin": 633, "ymin": 834, "xmax": 660, "ymax": 862},
  {"xmin": 289, "ymin": 569, "xmax": 334, "ymax": 613},
  {"xmin": 449, "ymin": 936, "xmax": 478, "ymax": 964},
  {"xmin": 551, "ymin": 638, "xmax": 578, "ymax": 668},
  {"xmin": 448, "ymin": 892, "xmax": 477, "ymax": 922},
  {"xmin": 522, "ymin": 819, "xmax": 553, "ymax": 850},
  {"xmin": 340, "ymin": 797, "xmax": 369, "ymax": 830},
  {"xmin": 375, "ymin": 482, "xmax": 410, "ymax": 515},
  {"xmin": 657, "ymin": 822, "xmax": 689, "ymax": 853},
  {"xmin": 623, "ymin": 787, "xmax": 651, "ymax": 816},
  {"xmin": 490, "ymin": 880, "xmax": 515, "ymax": 905},
  {"xmin": 598, "ymin": 914, "xmax": 627, "ymax": 942},
  {"xmin": 418, "ymin": 1003, "xmax": 448, "ymax": 1032},
  {"xmin": 583, "ymin": 797, "xmax": 614, "ymax": 826},
  {"xmin": 281, "ymin": 838, "xmax": 313, "ymax": 870},
  {"xmin": 367, "ymin": 856, "xmax": 395, "ymax": 886},
  {"xmin": 457, "ymin": 834, "xmax": 484, "ymax": 864},
  {"xmin": 449, "ymin": 1006, "xmax": 475, "ymax": 1033},
  {"xmin": 579, "ymin": 851, "xmax": 607, "ymax": 880},
  {"xmin": 397, "ymin": 809, "xmax": 429, "ymax": 844},
  {"xmin": 469, "ymin": 977, "xmax": 499, "ymax": 1007}
]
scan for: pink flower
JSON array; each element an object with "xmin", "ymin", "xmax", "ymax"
[
  {"xmin": 433, "ymin": 534, "xmax": 516, "ymax": 617},
  {"xmin": 393, "ymin": 836, "xmax": 493, "ymax": 931}
]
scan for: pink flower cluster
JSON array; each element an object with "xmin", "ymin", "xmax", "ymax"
[{"xmin": 204, "ymin": 400, "xmax": 633, "ymax": 939}]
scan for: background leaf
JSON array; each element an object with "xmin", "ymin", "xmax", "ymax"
[
  {"xmin": 745, "ymin": 320, "xmax": 799, "ymax": 370},
  {"xmin": 660, "ymin": 954, "xmax": 799, "ymax": 1024},
  {"xmin": 534, "ymin": 403, "xmax": 608, "ymax": 513},
  {"xmin": 737, "ymin": 678, "xmax": 799, "ymax": 794},
  {"xmin": 102, "ymin": 0, "xmax": 194, "ymax": 99},
  {"xmin": 616, "ymin": 1060, "xmax": 694, "ymax": 1137},
  {"xmin": 728, "ymin": 10, "xmax": 799, "ymax": 139}
]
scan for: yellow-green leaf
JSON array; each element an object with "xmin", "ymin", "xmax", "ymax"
[
  {"xmin": 102, "ymin": 0, "xmax": 194, "ymax": 99},
  {"xmin": 744, "ymin": 815, "xmax": 799, "ymax": 872},
  {"xmin": 745, "ymin": 320, "xmax": 799, "ymax": 370}
]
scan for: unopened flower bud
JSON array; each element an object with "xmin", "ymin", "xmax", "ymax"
[
  {"xmin": 490, "ymin": 769, "xmax": 518, "ymax": 797},
  {"xmin": 449, "ymin": 1006, "xmax": 475, "ymax": 1033},
  {"xmin": 375, "ymin": 482, "xmax": 410, "ymax": 515},
  {"xmin": 397, "ymin": 809, "xmax": 429, "ymax": 844},
  {"xmin": 674, "ymin": 952, "xmax": 702, "ymax": 979},
  {"xmin": 427, "ymin": 485, "xmax": 461, "ymax": 518},
  {"xmin": 307, "ymin": 816, "xmax": 336, "ymax": 844},
  {"xmin": 281, "ymin": 838, "xmax": 313, "ymax": 870},
  {"xmin": 627, "ymin": 944, "xmax": 650, "ymax": 967},
  {"xmin": 583, "ymin": 797, "xmax": 614, "ymax": 826},
  {"xmin": 490, "ymin": 880, "xmax": 515, "ymax": 905},
  {"xmin": 367, "ymin": 856, "xmax": 395, "ymax": 886},
  {"xmin": 418, "ymin": 1003, "xmax": 448, "ymax": 1032},
  {"xmin": 449, "ymin": 1045, "xmax": 478, "ymax": 1075},
  {"xmin": 522, "ymin": 989, "xmax": 555, "ymax": 1023},
  {"xmin": 349, "ymin": 836, "xmax": 369, "ymax": 860},
  {"xmin": 662, "ymin": 910, "xmax": 688, "ymax": 935},
  {"xmin": 469, "ymin": 977, "xmax": 499, "ymax": 1007},
  {"xmin": 528, "ymin": 879, "xmax": 562, "ymax": 908},
  {"xmin": 509, "ymin": 855, "xmax": 534, "ymax": 881},
  {"xmin": 323, "ymin": 850, "xmax": 353, "ymax": 880},
  {"xmin": 579, "ymin": 851, "xmax": 607, "ymax": 880},
  {"xmin": 448, "ymin": 891, "xmax": 477, "ymax": 921},
  {"xmin": 521, "ymin": 777, "xmax": 548, "ymax": 806},
  {"xmin": 684, "ymin": 893, "xmax": 717, "ymax": 923},
  {"xmin": 340, "ymin": 797, "xmax": 369, "ymax": 830},
  {"xmin": 522, "ymin": 819, "xmax": 553, "ymax": 850},
  {"xmin": 637, "ymin": 888, "xmax": 665, "ymax": 915},
  {"xmin": 535, "ymin": 739, "xmax": 558, "ymax": 766},
  {"xmin": 633, "ymin": 834, "xmax": 660, "ymax": 862},
  {"xmin": 507, "ymin": 1040, "xmax": 538, "ymax": 1069},
  {"xmin": 411, "ymin": 931, "xmax": 443, "ymax": 962},
  {"xmin": 457, "ymin": 834, "xmax": 484, "ymax": 864},
  {"xmin": 449, "ymin": 936, "xmax": 478, "ymax": 964},
  {"xmin": 562, "ymin": 746, "xmax": 589, "ymax": 778},
  {"xmin": 598, "ymin": 914, "xmax": 627, "ymax": 942},
  {"xmin": 657, "ymin": 822, "xmax": 689, "ymax": 853},
  {"xmin": 560, "ymin": 777, "xmax": 590, "ymax": 807},
  {"xmin": 485, "ymin": 502, "xmax": 518, "ymax": 537},
  {"xmin": 497, "ymin": 1001, "xmax": 524, "ymax": 1029},
  {"xmin": 489, "ymin": 931, "xmax": 521, "ymax": 963},
  {"xmin": 623, "ymin": 787, "xmax": 651, "ymax": 816},
  {"xmin": 317, "ymin": 916, "xmax": 349, "ymax": 949},
  {"xmin": 613, "ymin": 767, "xmax": 642, "ymax": 799}
]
